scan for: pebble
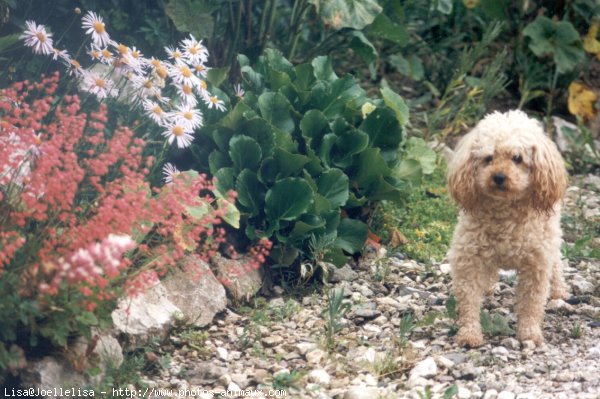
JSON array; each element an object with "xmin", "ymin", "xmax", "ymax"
[
  {"xmin": 261, "ymin": 335, "xmax": 283, "ymax": 347},
  {"xmin": 306, "ymin": 349, "xmax": 326, "ymax": 364},
  {"xmin": 497, "ymin": 391, "xmax": 516, "ymax": 399},
  {"xmin": 343, "ymin": 386, "xmax": 383, "ymax": 399},
  {"xmin": 409, "ymin": 357, "xmax": 437, "ymax": 380},
  {"xmin": 308, "ymin": 369, "xmax": 331, "ymax": 387}
]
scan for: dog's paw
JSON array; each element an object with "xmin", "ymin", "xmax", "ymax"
[
  {"xmin": 517, "ymin": 326, "xmax": 544, "ymax": 346},
  {"xmin": 456, "ymin": 328, "xmax": 484, "ymax": 348}
]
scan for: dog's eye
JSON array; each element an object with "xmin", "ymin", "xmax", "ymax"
[
  {"xmin": 513, "ymin": 154, "xmax": 523, "ymax": 164},
  {"xmin": 484, "ymin": 155, "xmax": 493, "ymax": 164}
]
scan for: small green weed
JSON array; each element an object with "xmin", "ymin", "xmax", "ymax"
[
  {"xmin": 480, "ymin": 311, "xmax": 514, "ymax": 337},
  {"xmin": 396, "ymin": 313, "xmax": 416, "ymax": 349},
  {"xmin": 570, "ymin": 323, "xmax": 583, "ymax": 339},
  {"xmin": 416, "ymin": 385, "xmax": 433, "ymax": 399},
  {"xmin": 271, "ymin": 370, "xmax": 305, "ymax": 391},
  {"xmin": 443, "ymin": 385, "xmax": 459, "ymax": 399},
  {"xmin": 321, "ymin": 288, "xmax": 351, "ymax": 350},
  {"xmin": 372, "ymin": 161, "xmax": 456, "ymax": 264},
  {"xmin": 370, "ymin": 351, "xmax": 402, "ymax": 379}
]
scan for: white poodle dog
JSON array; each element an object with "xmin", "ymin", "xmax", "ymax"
[{"xmin": 447, "ymin": 110, "xmax": 569, "ymax": 347}]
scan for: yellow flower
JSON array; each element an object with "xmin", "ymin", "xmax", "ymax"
[
  {"xmin": 568, "ymin": 82, "xmax": 598, "ymax": 121},
  {"xmin": 583, "ymin": 22, "xmax": 600, "ymax": 54},
  {"xmin": 415, "ymin": 229, "xmax": 426, "ymax": 239},
  {"xmin": 361, "ymin": 102, "xmax": 376, "ymax": 119},
  {"xmin": 462, "ymin": 0, "xmax": 480, "ymax": 9}
]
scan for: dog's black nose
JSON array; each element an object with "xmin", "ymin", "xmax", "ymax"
[{"xmin": 493, "ymin": 173, "xmax": 506, "ymax": 186}]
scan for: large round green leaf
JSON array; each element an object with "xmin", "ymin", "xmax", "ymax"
[
  {"xmin": 381, "ymin": 86, "xmax": 410, "ymax": 126},
  {"xmin": 274, "ymin": 147, "xmax": 310, "ymax": 178},
  {"xmin": 236, "ymin": 169, "xmax": 265, "ymax": 215},
  {"xmin": 258, "ymin": 92, "xmax": 295, "ymax": 133},
  {"xmin": 317, "ymin": 169, "xmax": 349, "ymax": 208},
  {"xmin": 351, "ymin": 147, "xmax": 391, "ymax": 187},
  {"xmin": 229, "ymin": 135, "xmax": 262, "ymax": 172},
  {"xmin": 208, "ymin": 150, "xmax": 231, "ymax": 174},
  {"xmin": 309, "ymin": 0, "xmax": 383, "ymax": 30},
  {"xmin": 335, "ymin": 218, "xmax": 368, "ymax": 254},
  {"xmin": 523, "ymin": 16, "xmax": 584, "ymax": 74},
  {"xmin": 242, "ymin": 118, "xmax": 275, "ymax": 157},
  {"xmin": 265, "ymin": 178, "xmax": 314, "ymax": 221},
  {"xmin": 360, "ymin": 107, "xmax": 403, "ymax": 150},
  {"xmin": 300, "ymin": 109, "xmax": 330, "ymax": 142},
  {"xmin": 214, "ymin": 167, "xmax": 235, "ymax": 195}
]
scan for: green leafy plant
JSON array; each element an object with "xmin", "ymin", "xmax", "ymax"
[
  {"xmin": 321, "ymin": 288, "xmax": 351, "ymax": 349},
  {"xmin": 523, "ymin": 16, "xmax": 585, "ymax": 75},
  {"xmin": 271, "ymin": 369, "xmax": 305, "ymax": 390},
  {"xmin": 480, "ymin": 311, "xmax": 515, "ymax": 337},
  {"xmin": 193, "ymin": 49, "xmax": 420, "ymax": 271},
  {"xmin": 570, "ymin": 323, "xmax": 583, "ymax": 339}
]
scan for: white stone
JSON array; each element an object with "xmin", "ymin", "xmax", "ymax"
[
  {"xmin": 309, "ymin": 369, "xmax": 331, "ymax": 387},
  {"xmin": 163, "ymin": 257, "xmax": 227, "ymax": 327},
  {"xmin": 343, "ymin": 386, "xmax": 383, "ymax": 399},
  {"xmin": 112, "ymin": 282, "xmax": 180, "ymax": 341},
  {"xmin": 587, "ymin": 346, "xmax": 600, "ymax": 359},
  {"xmin": 408, "ymin": 357, "xmax": 437, "ymax": 385},
  {"xmin": 458, "ymin": 386, "xmax": 472, "ymax": 399},
  {"xmin": 216, "ymin": 347, "xmax": 229, "ymax": 361},
  {"xmin": 439, "ymin": 263, "xmax": 451, "ymax": 274},
  {"xmin": 483, "ymin": 389, "xmax": 499, "ymax": 399},
  {"xmin": 492, "ymin": 346, "xmax": 509, "ymax": 357},
  {"xmin": 436, "ymin": 355, "xmax": 455, "ymax": 369},
  {"xmin": 497, "ymin": 391, "xmax": 516, "ymax": 399},
  {"xmin": 306, "ymin": 349, "xmax": 326, "ymax": 364},
  {"xmin": 296, "ymin": 342, "xmax": 317, "ymax": 355}
]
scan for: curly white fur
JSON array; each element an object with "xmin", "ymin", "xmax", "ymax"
[{"xmin": 447, "ymin": 110, "xmax": 569, "ymax": 347}]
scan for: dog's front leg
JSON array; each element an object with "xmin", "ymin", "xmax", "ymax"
[
  {"xmin": 450, "ymin": 253, "xmax": 497, "ymax": 347},
  {"xmin": 515, "ymin": 251, "xmax": 551, "ymax": 346}
]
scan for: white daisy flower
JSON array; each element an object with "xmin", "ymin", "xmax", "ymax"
[
  {"xmin": 168, "ymin": 63, "xmax": 200, "ymax": 88},
  {"xmin": 121, "ymin": 45, "xmax": 144, "ymax": 74},
  {"xmin": 63, "ymin": 58, "xmax": 85, "ymax": 77},
  {"xmin": 131, "ymin": 74, "xmax": 162, "ymax": 100},
  {"xmin": 143, "ymin": 99, "xmax": 168, "ymax": 125},
  {"xmin": 161, "ymin": 124, "xmax": 194, "ymax": 148},
  {"xmin": 51, "ymin": 47, "xmax": 70, "ymax": 62},
  {"xmin": 81, "ymin": 11, "xmax": 112, "ymax": 48},
  {"xmin": 147, "ymin": 57, "xmax": 169, "ymax": 81},
  {"xmin": 81, "ymin": 72, "xmax": 118, "ymax": 99},
  {"xmin": 234, "ymin": 83, "xmax": 245, "ymax": 99},
  {"xmin": 165, "ymin": 46, "xmax": 185, "ymax": 65},
  {"xmin": 180, "ymin": 34, "xmax": 208, "ymax": 64},
  {"xmin": 169, "ymin": 104, "xmax": 203, "ymax": 131},
  {"xmin": 87, "ymin": 45, "xmax": 102, "ymax": 61},
  {"xmin": 162, "ymin": 163, "xmax": 180, "ymax": 184},
  {"xmin": 191, "ymin": 61, "xmax": 209, "ymax": 78},
  {"xmin": 174, "ymin": 83, "xmax": 198, "ymax": 107},
  {"xmin": 99, "ymin": 47, "xmax": 114, "ymax": 64},
  {"xmin": 21, "ymin": 20, "xmax": 54, "ymax": 55},
  {"xmin": 204, "ymin": 95, "xmax": 226, "ymax": 112}
]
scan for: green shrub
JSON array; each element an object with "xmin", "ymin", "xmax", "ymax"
[{"xmin": 191, "ymin": 49, "xmax": 430, "ymax": 269}]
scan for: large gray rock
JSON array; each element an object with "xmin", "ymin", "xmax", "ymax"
[
  {"xmin": 163, "ymin": 257, "xmax": 227, "ymax": 327},
  {"xmin": 111, "ymin": 281, "xmax": 180, "ymax": 345},
  {"xmin": 112, "ymin": 257, "xmax": 227, "ymax": 345},
  {"xmin": 211, "ymin": 254, "xmax": 262, "ymax": 304},
  {"xmin": 20, "ymin": 357, "xmax": 87, "ymax": 396}
]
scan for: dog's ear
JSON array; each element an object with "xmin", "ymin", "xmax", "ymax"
[
  {"xmin": 447, "ymin": 134, "xmax": 479, "ymax": 211},
  {"xmin": 530, "ymin": 137, "xmax": 567, "ymax": 213}
]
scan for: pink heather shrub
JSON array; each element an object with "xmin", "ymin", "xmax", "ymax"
[{"xmin": 0, "ymin": 73, "xmax": 269, "ymax": 307}]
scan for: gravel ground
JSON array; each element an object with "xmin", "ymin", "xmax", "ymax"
[{"xmin": 140, "ymin": 176, "xmax": 600, "ymax": 399}]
